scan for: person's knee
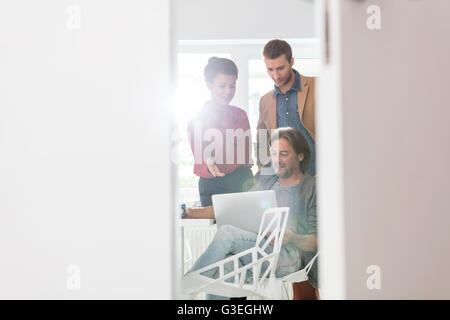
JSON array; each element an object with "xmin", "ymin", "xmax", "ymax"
[
  {"xmin": 218, "ymin": 224, "xmax": 240, "ymax": 236},
  {"xmin": 215, "ymin": 225, "xmax": 242, "ymax": 245}
]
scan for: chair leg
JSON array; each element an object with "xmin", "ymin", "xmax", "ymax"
[{"xmin": 292, "ymin": 281, "xmax": 319, "ymax": 300}]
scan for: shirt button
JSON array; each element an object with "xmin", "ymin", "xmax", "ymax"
[
  {"xmin": 286, "ymin": 112, "xmax": 289, "ymax": 115},
  {"xmin": 285, "ymin": 97, "xmax": 289, "ymax": 101}
]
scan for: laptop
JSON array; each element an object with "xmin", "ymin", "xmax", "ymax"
[{"xmin": 212, "ymin": 190, "xmax": 278, "ymax": 233}]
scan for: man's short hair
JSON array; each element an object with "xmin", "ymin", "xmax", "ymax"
[
  {"xmin": 270, "ymin": 127, "xmax": 311, "ymax": 174},
  {"xmin": 263, "ymin": 39, "xmax": 293, "ymax": 61}
]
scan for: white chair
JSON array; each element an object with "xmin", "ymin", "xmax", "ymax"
[
  {"xmin": 281, "ymin": 251, "xmax": 319, "ymax": 283},
  {"xmin": 280, "ymin": 251, "xmax": 320, "ymax": 300},
  {"xmin": 182, "ymin": 206, "xmax": 319, "ymax": 299},
  {"xmin": 183, "ymin": 207, "xmax": 289, "ymax": 299}
]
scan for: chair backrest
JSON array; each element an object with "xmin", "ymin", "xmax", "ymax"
[{"xmin": 255, "ymin": 207, "xmax": 290, "ymax": 267}]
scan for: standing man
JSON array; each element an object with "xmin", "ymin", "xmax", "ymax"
[
  {"xmin": 257, "ymin": 39, "xmax": 316, "ymax": 177},
  {"xmin": 257, "ymin": 39, "xmax": 318, "ymax": 300}
]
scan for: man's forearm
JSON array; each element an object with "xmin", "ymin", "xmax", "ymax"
[
  {"xmin": 185, "ymin": 206, "xmax": 215, "ymax": 219},
  {"xmin": 287, "ymin": 232, "xmax": 317, "ymax": 252}
]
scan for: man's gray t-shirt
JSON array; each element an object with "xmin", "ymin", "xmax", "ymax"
[{"xmin": 251, "ymin": 173, "xmax": 319, "ymax": 288}]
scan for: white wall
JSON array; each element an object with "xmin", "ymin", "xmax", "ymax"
[
  {"xmin": 318, "ymin": 0, "xmax": 450, "ymax": 299},
  {"xmin": 173, "ymin": 0, "xmax": 315, "ymax": 40},
  {"xmin": 315, "ymin": 0, "xmax": 346, "ymax": 299},
  {"xmin": 0, "ymin": 0, "xmax": 173, "ymax": 298}
]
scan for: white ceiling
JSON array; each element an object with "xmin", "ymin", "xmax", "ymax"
[{"xmin": 173, "ymin": 0, "xmax": 316, "ymax": 40}]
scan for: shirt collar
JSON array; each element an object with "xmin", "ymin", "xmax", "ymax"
[{"xmin": 273, "ymin": 69, "xmax": 301, "ymax": 98}]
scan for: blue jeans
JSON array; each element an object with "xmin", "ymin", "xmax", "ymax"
[{"xmin": 187, "ymin": 224, "xmax": 301, "ymax": 299}]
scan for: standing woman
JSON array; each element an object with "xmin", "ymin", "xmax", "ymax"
[{"xmin": 188, "ymin": 57, "xmax": 254, "ymax": 207}]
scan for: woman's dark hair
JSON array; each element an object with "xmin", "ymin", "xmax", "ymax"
[
  {"xmin": 270, "ymin": 127, "xmax": 311, "ymax": 173},
  {"xmin": 204, "ymin": 57, "xmax": 238, "ymax": 83}
]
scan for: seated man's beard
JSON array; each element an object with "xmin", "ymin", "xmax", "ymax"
[{"xmin": 277, "ymin": 165, "xmax": 294, "ymax": 179}]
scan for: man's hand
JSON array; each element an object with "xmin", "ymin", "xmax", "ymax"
[
  {"xmin": 282, "ymin": 229, "xmax": 295, "ymax": 245},
  {"xmin": 266, "ymin": 229, "xmax": 293, "ymax": 246},
  {"xmin": 182, "ymin": 206, "xmax": 215, "ymax": 219},
  {"xmin": 183, "ymin": 207, "xmax": 193, "ymax": 219},
  {"xmin": 206, "ymin": 158, "xmax": 225, "ymax": 177},
  {"xmin": 265, "ymin": 230, "xmax": 317, "ymax": 252}
]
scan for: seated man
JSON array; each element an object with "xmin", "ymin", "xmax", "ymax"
[{"xmin": 183, "ymin": 127, "xmax": 318, "ymax": 297}]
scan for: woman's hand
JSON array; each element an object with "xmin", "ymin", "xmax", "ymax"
[{"xmin": 206, "ymin": 158, "xmax": 225, "ymax": 177}]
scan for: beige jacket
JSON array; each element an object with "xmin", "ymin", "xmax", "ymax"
[{"xmin": 256, "ymin": 74, "xmax": 316, "ymax": 167}]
